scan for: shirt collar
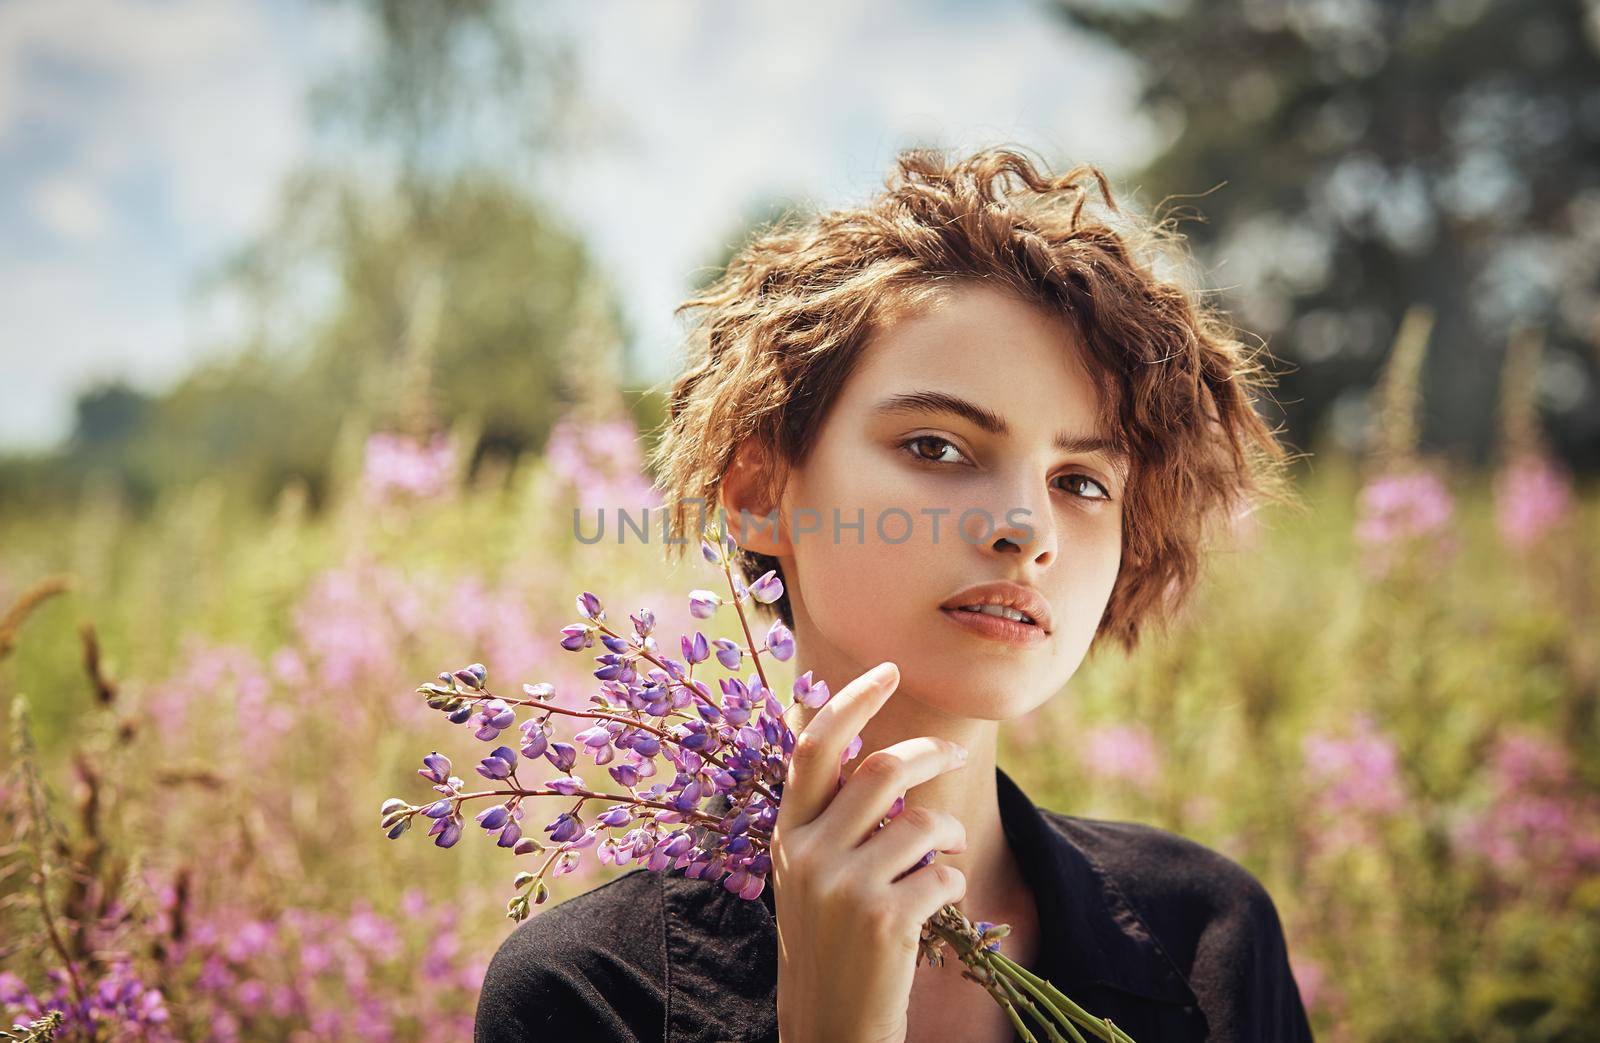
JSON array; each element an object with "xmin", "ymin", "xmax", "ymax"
[
  {"xmin": 706, "ymin": 765, "xmax": 1195, "ymax": 1009},
  {"xmin": 995, "ymin": 764, "xmax": 1197, "ymax": 1008}
]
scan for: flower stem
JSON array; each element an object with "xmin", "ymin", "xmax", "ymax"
[
  {"xmin": 513, "ymin": 683, "xmax": 779, "ymax": 806},
  {"xmin": 994, "ymin": 971, "xmax": 1075, "ymax": 1043},
  {"xmin": 993, "ymin": 979, "xmax": 1041, "ymax": 1043},
  {"xmin": 720, "ymin": 559, "xmax": 772, "ymax": 697},
  {"xmin": 990, "ymin": 951, "xmax": 1137, "ymax": 1043},
  {"xmin": 450, "ymin": 787, "xmax": 732, "ymax": 831},
  {"xmin": 922, "ymin": 904, "xmax": 1138, "ymax": 1043}
]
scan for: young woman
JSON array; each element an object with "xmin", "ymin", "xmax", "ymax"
[{"xmin": 475, "ymin": 146, "xmax": 1314, "ymax": 1042}]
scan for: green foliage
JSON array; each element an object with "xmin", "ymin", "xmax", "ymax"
[
  {"xmin": 1052, "ymin": 0, "xmax": 1600, "ymax": 467},
  {"xmin": 0, "ymin": 436, "xmax": 1594, "ymax": 1039}
]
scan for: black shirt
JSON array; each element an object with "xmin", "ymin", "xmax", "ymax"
[{"xmin": 475, "ymin": 765, "xmax": 1315, "ymax": 1042}]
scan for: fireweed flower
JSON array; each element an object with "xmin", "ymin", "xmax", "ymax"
[
  {"xmin": 360, "ymin": 430, "xmax": 457, "ymax": 503},
  {"xmin": 1353, "ymin": 468, "xmax": 1458, "ymax": 578},
  {"xmin": 383, "ymin": 524, "xmax": 1146, "ymax": 1042},
  {"xmin": 1493, "ymin": 450, "xmax": 1574, "ymax": 552}
]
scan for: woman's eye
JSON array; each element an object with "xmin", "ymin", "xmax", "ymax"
[
  {"xmin": 903, "ymin": 437, "xmax": 1111, "ymax": 501},
  {"xmin": 1055, "ymin": 473, "xmax": 1111, "ymax": 501},
  {"xmin": 902, "ymin": 436, "xmax": 969, "ymax": 465}
]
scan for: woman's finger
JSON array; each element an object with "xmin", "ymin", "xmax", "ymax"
[
  {"xmin": 776, "ymin": 660, "xmax": 900, "ymax": 829},
  {"xmin": 852, "ymin": 803, "xmax": 967, "ymax": 882},
  {"xmin": 812, "ymin": 735, "xmax": 968, "ymax": 845},
  {"xmin": 888, "ymin": 860, "xmax": 968, "ymax": 926}
]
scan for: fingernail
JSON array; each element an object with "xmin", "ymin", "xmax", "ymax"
[
  {"xmin": 871, "ymin": 662, "xmax": 896, "ymax": 686},
  {"xmin": 954, "ymin": 744, "xmax": 968, "ymax": 761}
]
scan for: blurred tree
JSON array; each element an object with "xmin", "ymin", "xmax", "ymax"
[
  {"xmin": 0, "ymin": 0, "xmax": 625, "ymax": 513},
  {"xmin": 70, "ymin": 383, "xmax": 152, "ymax": 449},
  {"xmin": 1051, "ymin": 0, "xmax": 1600, "ymax": 468}
]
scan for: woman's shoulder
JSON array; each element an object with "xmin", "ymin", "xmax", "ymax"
[
  {"xmin": 474, "ymin": 868, "xmax": 669, "ymax": 1042},
  {"xmin": 1040, "ymin": 809, "xmax": 1282, "ymax": 920},
  {"xmin": 1037, "ymin": 809, "xmax": 1314, "ymax": 1039}
]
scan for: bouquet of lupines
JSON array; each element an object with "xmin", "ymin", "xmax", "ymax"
[{"xmin": 381, "ymin": 529, "xmax": 1136, "ymax": 1043}]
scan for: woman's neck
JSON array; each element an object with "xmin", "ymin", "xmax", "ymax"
[{"xmin": 784, "ymin": 650, "xmax": 1020, "ymax": 922}]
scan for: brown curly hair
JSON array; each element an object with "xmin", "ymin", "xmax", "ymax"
[{"xmin": 646, "ymin": 144, "xmax": 1302, "ymax": 655}]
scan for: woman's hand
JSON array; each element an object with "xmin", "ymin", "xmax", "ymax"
[{"xmin": 770, "ymin": 660, "xmax": 971, "ymax": 1043}]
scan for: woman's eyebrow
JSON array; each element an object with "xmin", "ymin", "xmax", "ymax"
[{"xmin": 872, "ymin": 389, "xmax": 1128, "ymax": 461}]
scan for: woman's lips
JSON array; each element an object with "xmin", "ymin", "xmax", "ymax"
[{"xmin": 938, "ymin": 606, "xmax": 1048, "ymax": 647}]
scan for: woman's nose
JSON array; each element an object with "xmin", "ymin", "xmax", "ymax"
[{"xmin": 964, "ymin": 478, "xmax": 1056, "ymax": 566}]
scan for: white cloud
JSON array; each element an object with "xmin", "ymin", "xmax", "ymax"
[
  {"xmin": 30, "ymin": 175, "xmax": 112, "ymax": 241},
  {"xmin": 0, "ymin": 0, "xmax": 314, "ymax": 449},
  {"xmin": 0, "ymin": 0, "xmax": 306, "ymax": 242}
]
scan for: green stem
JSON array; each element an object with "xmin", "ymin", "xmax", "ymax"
[
  {"xmin": 994, "ymin": 960, "xmax": 1089, "ymax": 1043},
  {"xmin": 991, "ymin": 952, "xmax": 1138, "ymax": 1043},
  {"xmin": 995, "ymin": 980, "xmax": 1041, "ymax": 1043},
  {"xmin": 993, "ymin": 967, "xmax": 1077, "ymax": 1043}
]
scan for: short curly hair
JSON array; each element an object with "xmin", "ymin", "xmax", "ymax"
[{"xmin": 646, "ymin": 144, "xmax": 1300, "ymax": 655}]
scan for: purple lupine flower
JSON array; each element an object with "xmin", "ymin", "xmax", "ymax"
[
  {"xmin": 696, "ymin": 696, "xmax": 723, "ymax": 724},
  {"xmin": 724, "ymin": 866, "xmax": 765, "ymax": 900},
  {"xmin": 520, "ymin": 718, "xmax": 550, "ymax": 758},
  {"xmin": 676, "ymin": 719, "xmax": 713, "ymax": 751},
  {"xmin": 497, "ymin": 810, "xmax": 524, "ymax": 848},
  {"xmin": 765, "ymin": 620, "xmax": 794, "ymax": 661},
  {"xmin": 594, "ymin": 653, "xmax": 631, "ymax": 682},
  {"xmin": 559, "ymin": 624, "xmax": 591, "ymax": 651},
  {"xmin": 713, "ymin": 637, "xmax": 743, "ymax": 670},
  {"xmin": 631, "ymin": 608, "xmax": 657, "ymax": 638},
  {"xmin": 377, "ymin": 799, "xmax": 409, "ymax": 838},
  {"xmin": 454, "ymin": 663, "xmax": 487, "ymax": 689},
  {"xmin": 793, "ymin": 670, "xmax": 831, "ymax": 709},
  {"xmin": 574, "ymin": 724, "xmax": 613, "ymax": 748},
  {"xmin": 418, "ymin": 752, "xmax": 452, "ymax": 784},
  {"xmin": 546, "ymin": 812, "xmax": 584, "ymax": 844},
  {"xmin": 545, "ymin": 742, "xmax": 578, "ymax": 772},
  {"xmin": 748, "ymin": 569, "xmax": 784, "ymax": 604},
  {"xmin": 472, "ymin": 699, "xmax": 517, "ymax": 741},
  {"xmin": 476, "ymin": 804, "xmax": 510, "ymax": 831},
  {"xmin": 577, "ymin": 591, "xmax": 604, "ymax": 621},
  {"xmin": 688, "ymin": 590, "xmax": 720, "ymax": 619},
  {"xmin": 547, "ymin": 776, "xmax": 585, "ymax": 795},
  {"xmin": 430, "ymin": 815, "xmax": 463, "ymax": 848},
  {"xmin": 477, "ymin": 746, "xmax": 518, "ymax": 780},
  {"xmin": 701, "ymin": 538, "xmax": 723, "ymax": 565},
  {"xmin": 681, "ymin": 631, "xmax": 710, "ymax": 664}
]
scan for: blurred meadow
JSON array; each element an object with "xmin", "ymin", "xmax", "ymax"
[{"xmin": 2, "ymin": 1, "xmax": 1599, "ymax": 1041}]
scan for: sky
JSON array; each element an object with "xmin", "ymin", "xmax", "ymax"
[{"xmin": 0, "ymin": 0, "xmax": 1161, "ymax": 452}]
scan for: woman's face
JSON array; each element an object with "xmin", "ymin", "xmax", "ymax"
[{"xmin": 772, "ymin": 279, "xmax": 1127, "ymax": 721}]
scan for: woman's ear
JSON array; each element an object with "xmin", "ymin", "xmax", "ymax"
[{"xmin": 718, "ymin": 440, "xmax": 793, "ymax": 557}]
